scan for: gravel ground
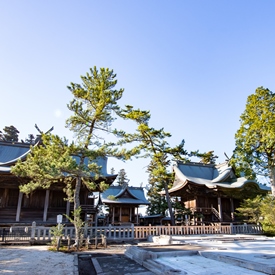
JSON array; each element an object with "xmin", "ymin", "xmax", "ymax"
[
  {"xmin": 0, "ymin": 244, "xmax": 133, "ymax": 275},
  {"xmin": 0, "ymin": 245, "xmax": 75, "ymax": 274}
]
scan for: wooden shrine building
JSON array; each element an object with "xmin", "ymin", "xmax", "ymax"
[
  {"xmin": 101, "ymin": 184, "xmax": 150, "ymax": 225},
  {"xmin": 0, "ymin": 140, "xmax": 116, "ymax": 225},
  {"xmin": 167, "ymin": 161, "xmax": 270, "ymax": 224}
]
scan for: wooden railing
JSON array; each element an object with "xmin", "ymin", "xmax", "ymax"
[
  {"xmin": 0, "ymin": 222, "xmax": 263, "ymax": 244},
  {"xmin": 134, "ymin": 223, "xmax": 263, "ymax": 239}
]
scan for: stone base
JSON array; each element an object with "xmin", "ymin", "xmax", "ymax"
[{"xmin": 148, "ymin": 235, "xmax": 172, "ymax": 245}]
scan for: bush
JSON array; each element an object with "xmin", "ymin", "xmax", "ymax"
[{"xmin": 50, "ymin": 224, "xmax": 64, "ymax": 249}]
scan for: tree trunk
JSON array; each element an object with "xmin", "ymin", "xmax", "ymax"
[
  {"xmin": 74, "ymin": 176, "xmax": 82, "ymax": 250},
  {"xmin": 164, "ymin": 182, "xmax": 175, "ymax": 226},
  {"xmin": 270, "ymin": 167, "xmax": 275, "ymax": 197}
]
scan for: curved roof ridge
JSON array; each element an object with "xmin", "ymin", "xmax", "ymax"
[
  {"xmin": 0, "ymin": 141, "xmax": 39, "ymax": 167},
  {"xmin": 115, "ymin": 185, "xmax": 139, "ymax": 200},
  {"xmin": 168, "ymin": 162, "xmax": 271, "ymax": 193},
  {"xmin": 173, "ymin": 164, "xmax": 190, "ymax": 182},
  {"xmin": 175, "ymin": 160, "xmax": 215, "ymax": 167},
  {"xmin": 166, "ymin": 165, "xmax": 189, "ymax": 193},
  {"xmin": 212, "ymin": 167, "xmax": 232, "ymax": 183},
  {"xmin": 214, "ymin": 161, "xmax": 229, "ymax": 169}
]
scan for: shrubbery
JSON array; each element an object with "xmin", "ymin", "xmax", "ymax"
[{"xmin": 236, "ymin": 195, "xmax": 275, "ymax": 235}]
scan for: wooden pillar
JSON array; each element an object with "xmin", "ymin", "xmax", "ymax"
[
  {"xmin": 16, "ymin": 192, "xmax": 23, "ymax": 222},
  {"xmin": 217, "ymin": 196, "xmax": 223, "ymax": 222},
  {"xmin": 95, "ymin": 212, "xmax": 98, "ymax": 227},
  {"xmin": 119, "ymin": 206, "xmax": 122, "ymax": 223},
  {"xmin": 43, "ymin": 190, "xmax": 50, "ymax": 222},
  {"xmin": 66, "ymin": 201, "xmax": 70, "ymax": 222},
  {"xmin": 3, "ymin": 188, "xmax": 9, "ymax": 207},
  {"xmin": 130, "ymin": 207, "xmax": 132, "ymax": 222},
  {"xmin": 230, "ymin": 198, "xmax": 235, "ymax": 221},
  {"xmin": 136, "ymin": 207, "xmax": 139, "ymax": 225},
  {"xmin": 112, "ymin": 206, "xmax": 115, "ymax": 225}
]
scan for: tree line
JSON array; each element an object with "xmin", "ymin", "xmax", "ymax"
[{"xmin": 0, "ymin": 125, "xmax": 37, "ymax": 144}]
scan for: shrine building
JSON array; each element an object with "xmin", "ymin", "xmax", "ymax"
[
  {"xmin": 101, "ymin": 184, "xmax": 150, "ymax": 225},
  {"xmin": 0, "ymin": 140, "xmax": 116, "ymax": 225},
  {"xmin": 167, "ymin": 160, "xmax": 270, "ymax": 224}
]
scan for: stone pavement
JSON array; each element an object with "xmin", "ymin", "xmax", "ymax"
[
  {"xmin": 77, "ymin": 234, "xmax": 275, "ymax": 274},
  {"xmin": 1, "ymin": 235, "xmax": 274, "ymax": 274},
  {"xmin": 77, "ymin": 247, "xmax": 155, "ymax": 275},
  {"xmin": 123, "ymin": 234, "xmax": 275, "ymax": 274}
]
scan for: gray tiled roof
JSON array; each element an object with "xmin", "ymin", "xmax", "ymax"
[
  {"xmin": 0, "ymin": 141, "xmax": 32, "ymax": 166},
  {"xmin": 0, "ymin": 141, "xmax": 113, "ymax": 178},
  {"xmin": 168, "ymin": 161, "xmax": 270, "ymax": 193},
  {"xmin": 72, "ymin": 155, "xmax": 114, "ymax": 177},
  {"xmin": 101, "ymin": 185, "xmax": 150, "ymax": 205},
  {"xmin": 0, "ymin": 141, "xmax": 33, "ymax": 173}
]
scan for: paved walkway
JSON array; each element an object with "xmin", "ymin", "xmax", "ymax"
[{"xmin": 131, "ymin": 234, "xmax": 275, "ymax": 274}]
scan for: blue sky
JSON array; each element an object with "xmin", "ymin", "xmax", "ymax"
[{"xmin": 1, "ymin": 1, "xmax": 275, "ymax": 186}]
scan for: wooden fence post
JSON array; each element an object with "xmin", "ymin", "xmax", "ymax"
[{"xmin": 230, "ymin": 223, "xmax": 233, "ymax": 234}]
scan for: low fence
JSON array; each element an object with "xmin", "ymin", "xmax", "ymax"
[
  {"xmin": 1, "ymin": 227, "xmax": 31, "ymax": 243},
  {"xmin": 0, "ymin": 223, "xmax": 263, "ymax": 244},
  {"xmin": 134, "ymin": 223, "xmax": 263, "ymax": 239}
]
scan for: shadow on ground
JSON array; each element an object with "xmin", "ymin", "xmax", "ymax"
[{"xmin": 78, "ymin": 252, "xmax": 154, "ymax": 275}]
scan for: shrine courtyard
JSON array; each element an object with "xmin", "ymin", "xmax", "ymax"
[{"xmin": 1, "ymin": 234, "xmax": 275, "ymax": 274}]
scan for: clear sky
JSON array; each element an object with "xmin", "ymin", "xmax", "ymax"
[{"xmin": 1, "ymin": 1, "xmax": 275, "ymax": 186}]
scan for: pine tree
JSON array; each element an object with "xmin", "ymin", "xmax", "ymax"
[
  {"xmin": 116, "ymin": 106, "xmax": 189, "ymax": 225},
  {"xmin": 116, "ymin": 169, "xmax": 129, "ymax": 186},
  {"xmin": 0, "ymin": 125, "xmax": 20, "ymax": 142},
  {"xmin": 146, "ymin": 160, "xmax": 168, "ymax": 215},
  {"xmin": 25, "ymin": 134, "xmax": 35, "ymax": 144},
  {"xmin": 110, "ymin": 167, "xmax": 115, "ymax": 175},
  {"xmin": 12, "ymin": 67, "xmax": 130, "ymax": 249},
  {"xmin": 198, "ymin": 150, "xmax": 218, "ymax": 164}
]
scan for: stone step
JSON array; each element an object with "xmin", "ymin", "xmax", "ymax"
[
  {"xmin": 143, "ymin": 259, "xmax": 182, "ymax": 275},
  {"xmin": 200, "ymin": 251, "xmax": 275, "ymax": 275}
]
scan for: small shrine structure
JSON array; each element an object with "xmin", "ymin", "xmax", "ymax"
[
  {"xmin": 101, "ymin": 184, "xmax": 150, "ymax": 225},
  {"xmin": 167, "ymin": 161, "xmax": 270, "ymax": 224}
]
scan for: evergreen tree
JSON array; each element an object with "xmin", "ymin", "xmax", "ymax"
[
  {"xmin": 146, "ymin": 159, "xmax": 168, "ymax": 216},
  {"xmin": 116, "ymin": 169, "xmax": 129, "ymax": 186},
  {"xmin": 12, "ymin": 67, "xmax": 131, "ymax": 249},
  {"xmin": 236, "ymin": 195, "xmax": 262, "ymax": 224},
  {"xmin": 110, "ymin": 167, "xmax": 115, "ymax": 175},
  {"xmin": 198, "ymin": 150, "xmax": 218, "ymax": 164},
  {"xmin": 231, "ymin": 87, "xmax": 275, "ymax": 196},
  {"xmin": 189, "ymin": 150, "xmax": 218, "ymax": 164},
  {"xmin": 0, "ymin": 125, "xmax": 20, "ymax": 142},
  {"xmin": 116, "ymin": 106, "xmax": 189, "ymax": 225},
  {"xmin": 25, "ymin": 134, "xmax": 35, "ymax": 144},
  {"xmin": 260, "ymin": 195, "xmax": 275, "ymax": 235},
  {"xmin": 236, "ymin": 195, "xmax": 275, "ymax": 235},
  {"xmin": 146, "ymin": 184, "xmax": 168, "ymax": 216}
]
